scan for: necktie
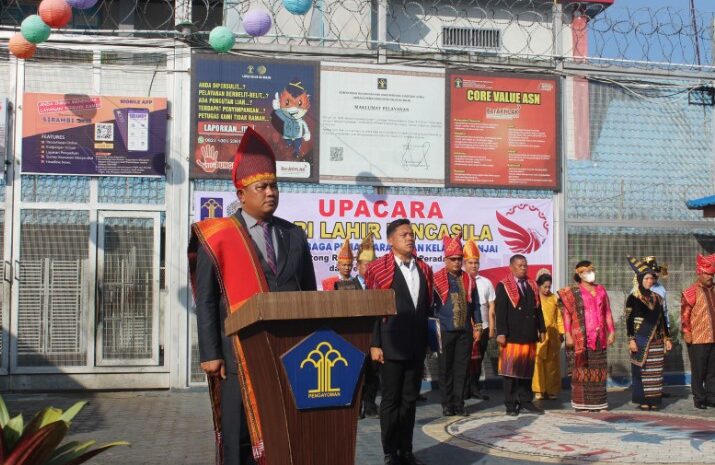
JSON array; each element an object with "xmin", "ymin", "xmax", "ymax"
[
  {"xmin": 259, "ymin": 221, "xmax": 278, "ymax": 275},
  {"xmin": 518, "ymin": 279, "xmax": 526, "ymax": 295}
]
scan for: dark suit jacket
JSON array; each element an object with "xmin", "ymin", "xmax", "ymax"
[
  {"xmin": 494, "ymin": 281, "xmax": 545, "ymax": 344},
  {"xmin": 195, "ymin": 210, "xmax": 317, "ymax": 373},
  {"xmin": 334, "ymin": 276, "xmax": 364, "ymax": 290},
  {"xmin": 371, "ymin": 266, "xmax": 430, "ymax": 361}
]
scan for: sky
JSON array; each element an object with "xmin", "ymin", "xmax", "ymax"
[{"xmin": 590, "ymin": 0, "xmax": 714, "ymax": 65}]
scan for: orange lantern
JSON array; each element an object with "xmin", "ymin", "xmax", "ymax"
[
  {"xmin": 8, "ymin": 33, "xmax": 37, "ymax": 60},
  {"xmin": 39, "ymin": 0, "xmax": 72, "ymax": 28}
]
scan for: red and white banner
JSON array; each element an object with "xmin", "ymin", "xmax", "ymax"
[{"xmin": 194, "ymin": 192, "xmax": 553, "ymax": 289}]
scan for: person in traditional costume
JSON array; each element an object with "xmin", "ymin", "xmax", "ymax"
[
  {"xmin": 189, "ymin": 127, "xmax": 317, "ymax": 465},
  {"xmin": 625, "ymin": 256, "xmax": 672, "ymax": 411},
  {"xmin": 433, "ymin": 234, "xmax": 481, "ymax": 417},
  {"xmin": 532, "ymin": 271, "xmax": 563, "ymax": 400},
  {"xmin": 681, "ymin": 253, "xmax": 715, "ymax": 410},
  {"xmin": 367, "ymin": 219, "xmax": 433, "ymax": 465},
  {"xmin": 642, "ymin": 256, "xmax": 670, "ymax": 330},
  {"xmin": 558, "ymin": 260, "xmax": 615, "ymax": 412},
  {"xmin": 322, "ymin": 238, "xmax": 354, "ymax": 290},
  {"xmin": 335, "ymin": 234, "xmax": 381, "ymax": 418},
  {"xmin": 463, "ymin": 239, "xmax": 495, "ymax": 401},
  {"xmin": 495, "ymin": 254, "xmax": 546, "ymax": 416}
]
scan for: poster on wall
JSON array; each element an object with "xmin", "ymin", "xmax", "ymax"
[
  {"xmin": 21, "ymin": 93, "xmax": 167, "ymax": 176},
  {"xmin": 319, "ymin": 63, "xmax": 445, "ymax": 186},
  {"xmin": 446, "ymin": 71, "xmax": 560, "ymax": 190},
  {"xmin": 193, "ymin": 192, "xmax": 553, "ymax": 289},
  {"xmin": 190, "ymin": 53, "xmax": 319, "ymax": 183}
]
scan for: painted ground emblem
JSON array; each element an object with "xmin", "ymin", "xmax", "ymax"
[{"xmin": 427, "ymin": 411, "xmax": 715, "ymax": 464}]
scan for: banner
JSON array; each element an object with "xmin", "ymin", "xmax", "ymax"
[
  {"xmin": 446, "ymin": 72, "xmax": 560, "ymax": 190},
  {"xmin": 190, "ymin": 54, "xmax": 319, "ymax": 182},
  {"xmin": 194, "ymin": 192, "xmax": 553, "ymax": 289},
  {"xmin": 319, "ymin": 63, "xmax": 445, "ymax": 186},
  {"xmin": 22, "ymin": 93, "xmax": 167, "ymax": 176}
]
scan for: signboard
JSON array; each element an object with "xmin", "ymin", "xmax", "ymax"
[
  {"xmin": 190, "ymin": 53, "xmax": 319, "ymax": 182},
  {"xmin": 193, "ymin": 192, "xmax": 553, "ymax": 288},
  {"xmin": 446, "ymin": 72, "xmax": 560, "ymax": 190},
  {"xmin": 22, "ymin": 93, "xmax": 167, "ymax": 176},
  {"xmin": 319, "ymin": 63, "xmax": 445, "ymax": 186}
]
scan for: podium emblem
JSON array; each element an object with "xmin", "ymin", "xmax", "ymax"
[{"xmin": 282, "ymin": 328, "xmax": 365, "ymax": 410}]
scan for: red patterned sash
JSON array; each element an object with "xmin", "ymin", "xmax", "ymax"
[
  {"xmin": 434, "ymin": 267, "xmax": 472, "ymax": 305},
  {"xmin": 500, "ymin": 273, "xmax": 540, "ymax": 309},
  {"xmin": 558, "ymin": 285, "xmax": 586, "ymax": 356},
  {"xmin": 188, "ymin": 216, "xmax": 268, "ymax": 465}
]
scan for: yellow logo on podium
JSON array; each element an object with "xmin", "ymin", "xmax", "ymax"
[{"xmin": 300, "ymin": 341, "xmax": 348, "ymax": 398}]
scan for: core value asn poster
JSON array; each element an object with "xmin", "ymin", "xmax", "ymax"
[{"xmin": 446, "ymin": 72, "xmax": 560, "ymax": 190}]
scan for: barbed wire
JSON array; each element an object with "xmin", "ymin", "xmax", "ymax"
[{"xmin": 0, "ymin": 1, "xmax": 714, "ymax": 73}]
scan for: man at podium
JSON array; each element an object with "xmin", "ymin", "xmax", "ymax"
[
  {"xmin": 190, "ymin": 127, "xmax": 317, "ymax": 465},
  {"xmin": 366, "ymin": 219, "xmax": 434, "ymax": 465}
]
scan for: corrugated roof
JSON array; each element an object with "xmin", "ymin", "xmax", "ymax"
[{"xmin": 686, "ymin": 195, "xmax": 715, "ymax": 209}]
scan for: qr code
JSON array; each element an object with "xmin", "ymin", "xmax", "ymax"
[
  {"xmin": 330, "ymin": 147, "xmax": 344, "ymax": 162},
  {"xmin": 95, "ymin": 123, "xmax": 114, "ymax": 141}
]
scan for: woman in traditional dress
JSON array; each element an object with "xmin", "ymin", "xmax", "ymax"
[
  {"xmin": 558, "ymin": 261, "xmax": 616, "ymax": 412},
  {"xmin": 625, "ymin": 256, "xmax": 672, "ymax": 410},
  {"xmin": 532, "ymin": 272, "xmax": 564, "ymax": 400}
]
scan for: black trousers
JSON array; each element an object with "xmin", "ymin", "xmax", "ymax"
[
  {"xmin": 380, "ymin": 358, "xmax": 423, "ymax": 455},
  {"xmin": 438, "ymin": 330, "xmax": 472, "ymax": 409},
  {"xmin": 221, "ymin": 374, "xmax": 254, "ymax": 465},
  {"xmin": 466, "ymin": 328, "xmax": 490, "ymax": 396},
  {"xmin": 687, "ymin": 342, "xmax": 715, "ymax": 404},
  {"xmin": 503, "ymin": 376, "xmax": 534, "ymax": 411},
  {"xmin": 363, "ymin": 360, "xmax": 381, "ymax": 406}
]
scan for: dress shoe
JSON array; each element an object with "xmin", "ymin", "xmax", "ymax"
[
  {"xmin": 362, "ymin": 402, "xmax": 379, "ymax": 419},
  {"xmin": 506, "ymin": 409, "xmax": 519, "ymax": 416},
  {"xmin": 384, "ymin": 453, "xmax": 400, "ymax": 465},
  {"xmin": 399, "ymin": 451, "xmax": 424, "ymax": 465},
  {"xmin": 695, "ymin": 401, "xmax": 708, "ymax": 410},
  {"xmin": 454, "ymin": 406, "xmax": 470, "ymax": 417},
  {"xmin": 707, "ymin": 401, "xmax": 715, "ymax": 408},
  {"xmin": 442, "ymin": 405, "xmax": 455, "ymax": 417},
  {"xmin": 471, "ymin": 391, "xmax": 490, "ymax": 401},
  {"xmin": 520, "ymin": 402, "xmax": 545, "ymax": 415},
  {"xmin": 417, "ymin": 393, "xmax": 428, "ymax": 402}
]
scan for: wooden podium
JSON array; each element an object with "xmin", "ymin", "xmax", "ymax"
[{"xmin": 224, "ymin": 289, "xmax": 396, "ymax": 465}]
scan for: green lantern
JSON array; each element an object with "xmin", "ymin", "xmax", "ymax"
[
  {"xmin": 209, "ymin": 26, "xmax": 236, "ymax": 53},
  {"xmin": 21, "ymin": 15, "xmax": 51, "ymax": 44}
]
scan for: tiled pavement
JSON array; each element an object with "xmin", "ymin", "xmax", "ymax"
[{"xmin": 5, "ymin": 386, "xmax": 714, "ymax": 465}]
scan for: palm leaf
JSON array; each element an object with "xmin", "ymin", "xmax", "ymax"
[
  {"xmin": 59, "ymin": 402, "xmax": 87, "ymax": 425},
  {"xmin": 23, "ymin": 407, "xmax": 63, "ymax": 438},
  {"xmin": 45, "ymin": 440, "xmax": 96, "ymax": 465},
  {"xmin": 4, "ymin": 421, "xmax": 68, "ymax": 465},
  {"xmin": 4, "ymin": 414, "xmax": 24, "ymax": 451},
  {"xmin": 0, "ymin": 395, "xmax": 10, "ymax": 428},
  {"xmin": 58, "ymin": 441, "xmax": 130, "ymax": 465}
]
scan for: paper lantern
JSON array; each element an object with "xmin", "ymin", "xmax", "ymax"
[
  {"xmin": 66, "ymin": 0, "xmax": 98, "ymax": 9},
  {"xmin": 243, "ymin": 9, "xmax": 272, "ymax": 37},
  {"xmin": 8, "ymin": 33, "xmax": 37, "ymax": 59},
  {"xmin": 39, "ymin": 0, "xmax": 73, "ymax": 28},
  {"xmin": 21, "ymin": 15, "xmax": 51, "ymax": 44},
  {"xmin": 209, "ymin": 26, "xmax": 235, "ymax": 53},
  {"xmin": 283, "ymin": 0, "xmax": 312, "ymax": 15}
]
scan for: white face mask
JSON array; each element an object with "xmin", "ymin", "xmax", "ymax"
[{"xmin": 580, "ymin": 271, "xmax": 596, "ymax": 283}]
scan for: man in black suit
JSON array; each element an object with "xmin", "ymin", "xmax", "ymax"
[
  {"xmin": 193, "ymin": 128, "xmax": 316, "ymax": 464},
  {"xmin": 366, "ymin": 219, "xmax": 433, "ymax": 465},
  {"xmin": 495, "ymin": 254, "xmax": 545, "ymax": 416}
]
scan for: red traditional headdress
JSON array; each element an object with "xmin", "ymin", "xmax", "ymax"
[
  {"xmin": 442, "ymin": 233, "xmax": 463, "ymax": 258},
  {"xmin": 232, "ymin": 127, "xmax": 276, "ymax": 189},
  {"xmin": 696, "ymin": 253, "xmax": 715, "ymax": 275}
]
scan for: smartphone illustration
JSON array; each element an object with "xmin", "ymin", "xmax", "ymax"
[{"xmin": 114, "ymin": 108, "xmax": 150, "ymax": 152}]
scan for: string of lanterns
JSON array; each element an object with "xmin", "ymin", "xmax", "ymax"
[
  {"xmin": 7, "ymin": 0, "xmax": 313, "ymax": 57},
  {"xmin": 209, "ymin": 0, "xmax": 313, "ymax": 53},
  {"xmin": 8, "ymin": 0, "xmax": 98, "ymax": 59}
]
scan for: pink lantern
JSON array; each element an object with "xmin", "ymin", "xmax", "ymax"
[{"xmin": 39, "ymin": 0, "xmax": 73, "ymax": 28}]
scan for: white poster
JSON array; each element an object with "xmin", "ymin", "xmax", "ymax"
[
  {"xmin": 194, "ymin": 192, "xmax": 553, "ymax": 290},
  {"xmin": 319, "ymin": 63, "xmax": 445, "ymax": 186}
]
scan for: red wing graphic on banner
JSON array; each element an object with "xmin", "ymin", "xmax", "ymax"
[{"xmin": 496, "ymin": 205, "xmax": 549, "ymax": 254}]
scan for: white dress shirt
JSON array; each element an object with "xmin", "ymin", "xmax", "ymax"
[
  {"xmin": 474, "ymin": 275, "xmax": 496, "ymax": 329},
  {"xmin": 395, "ymin": 256, "xmax": 420, "ymax": 308}
]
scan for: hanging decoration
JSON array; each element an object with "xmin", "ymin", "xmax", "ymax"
[
  {"xmin": 283, "ymin": 0, "xmax": 312, "ymax": 15},
  {"xmin": 243, "ymin": 9, "xmax": 272, "ymax": 37},
  {"xmin": 9, "ymin": 33, "xmax": 37, "ymax": 59},
  {"xmin": 39, "ymin": 0, "xmax": 73, "ymax": 29},
  {"xmin": 209, "ymin": 26, "xmax": 236, "ymax": 53},
  {"xmin": 66, "ymin": 0, "xmax": 99, "ymax": 9},
  {"xmin": 21, "ymin": 15, "xmax": 51, "ymax": 44}
]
